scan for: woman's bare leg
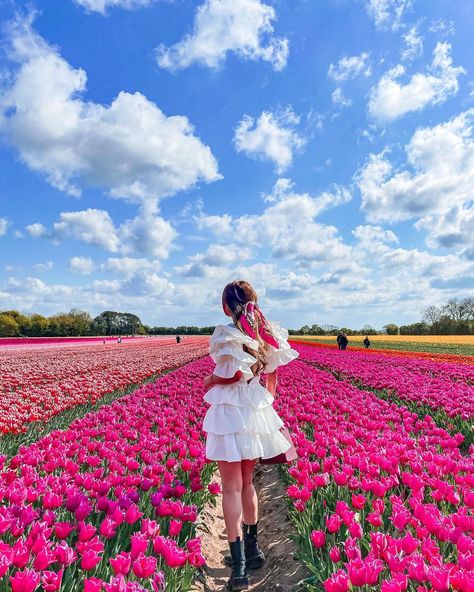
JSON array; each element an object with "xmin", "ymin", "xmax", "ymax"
[
  {"xmin": 241, "ymin": 459, "xmax": 258, "ymax": 525},
  {"xmin": 218, "ymin": 461, "xmax": 244, "ymax": 541}
]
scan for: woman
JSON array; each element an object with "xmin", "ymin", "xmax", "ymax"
[{"xmin": 203, "ymin": 280, "xmax": 299, "ymax": 591}]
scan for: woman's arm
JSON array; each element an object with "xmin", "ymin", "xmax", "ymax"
[
  {"xmin": 203, "ymin": 370, "xmax": 243, "ymax": 388},
  {"xmin": 266, "ymin": 370, "xmax": 278, "ymax": 396}
]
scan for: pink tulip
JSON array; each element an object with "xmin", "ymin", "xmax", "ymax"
[
  {"xmin": 109, "ymin": 552, "xmax": 131, "ymax": 575},
  {"xmin": 323, "ymin": 569, "xmax": 349, "ymax": 592},
  {"xmin": 81, "ymin": 549, "xmax": 102, "ymax": 571},
  {"xmin": 84, "ymin": 577, "xmax": 104, "ymax": 592},
  {"xmin": 326, "ymin": 514, "xmax": 342, "ymax": 534},
  {"xmin": 10, "ymin": 569, "xmax": 41, "ymax": 592},
  {"xmin": 151, "ymin": 571, "xmax": 166, "ymax": 592},
  {"xmin": 329, "ymin": 546, "xmax": 341, "ymax": 562},
  {"xmin": 169, "ymin": 520, "xmax": 183, "ymax": 537},
  {"xmin": 41, "ymin": 569, "xmax": 64, "ymax": 592},
  {"xmin": 310, "ymin": 530, "xmax": 326, "ymax": 548}
]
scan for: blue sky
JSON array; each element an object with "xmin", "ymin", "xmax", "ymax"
[{"xmin": 0, "ymin": 0, "xmax": 473, "ymax": 329}]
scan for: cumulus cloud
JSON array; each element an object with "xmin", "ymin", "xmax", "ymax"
[
  {"xmin": 33, "ymin": 260, "xmax": 54, "ymax": 271},
  {"xmin": 401, "ymin": 25, "xmax": 423, "ymax": 62},
  {"xmin": 328, "ymin": 53, "xmax": 371, "ymax": 82},
  {"xmin": 120, "ymin": 206, "xmax": 178, "ymax": 259},
  {"xmin": 357, "ymin": 109, "xmax": 474, "ymax": 249},
  {"xmin": 156, "ymin": 0, "xmax": 288, "ymax": 72},
  {"xmin": 25, "ymin": 223, "xmax": 47, "ymax": 238},
  {"xmin": 53, "ymin": 209, "xmax": 121, "ymax": 252},
  {"xmin": 27, "ymin": 206, "xmax": 177, "ymax": 259},
  {"xmin": 234, "ymin": 108, "xmax": 305, "ymax": 173},
  {"xmin": 105, "ymin": 257, "xmax": 160, "ymax": 278},
  {"xmin": 195, "ymin": 178, "xmax": 351, "ymax": 267},
  {"xmin": 332, "ymin": 88, "xmax": 352, "ymax": 109},
  {"xmin": 175, "ymin": 244, "xmax": 252, "ymax": 278},
  {"xmin": 369, "ymin": 42, "xmax": 465, "ymax": 122},
  {"xmin": 69, "ymin": 256, "xmax": 95, "ymax": 275},
  {"xmin": 0, "ymin": 218, "xmax": 9, "ymax": 236},
  {"xmin": 75, "ymin": 0, "xmax": 154, "ymax": 14},
  {"xmin": 366, "ymin": 0, "xmax": 412, "ymax": 30},
  {"xmin": 0, "ymin": 14, "xmax": 220, "ymax": 203}
]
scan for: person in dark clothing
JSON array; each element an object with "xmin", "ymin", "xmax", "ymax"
[
  {"xmin": 336, "ymin": 333, "xmax": 342, "ymax": 350},
  {"xmin": 363, "ymin": 336, "xmax": 371, "ymax": 349},
  {"xmin": 339, "ymin": 332, "xmax": 348, "ymax": 350},
  {"xmin": 176, "ymin": 335, "xmax": 181, "ymax": 344}
]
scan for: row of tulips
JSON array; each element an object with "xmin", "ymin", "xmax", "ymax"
[
  {"xmin": 0, "ymin": 338, "xmax": 132, "ymax": 348},
  {"xmin": 273, "ymin": 359, "xmax": 474, "ymax": 591},
  {"xmin": 292, "ymin": 343, "xmax": 474, "ymax": 421},
  {"xmin": 0, "ymin": 338, "xmax": 209, "ymax": 435},
  {"xmin": 0, "ymin": 355, "xmax": 220, "ymax": 591},
  {"xmin": 290, "ymin": 339, "xmax": 474, "ymax": 367}
]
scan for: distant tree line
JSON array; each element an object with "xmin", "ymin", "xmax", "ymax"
[
  {"xmin": 288, "ymin": 324, "xmax": 379, "ymax": 336},
  {"xmin": 0, "ymin": 309, "xmax": 216, "ymax": 337},
  {"xmin": 146, "ymin": 326, "xmax": 215, "ymax": 336},
  {"xmin": 399, "ymin": 297, "xmax": 474, "ymax": 335},
  {"xmin": 288, "ymin": 298, "xmax": 474, "ymax": 337}
]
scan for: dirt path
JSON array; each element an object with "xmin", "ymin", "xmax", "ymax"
[{"xmin": 192, "ymin": 464, "xmax": 308, "ymax": 592}]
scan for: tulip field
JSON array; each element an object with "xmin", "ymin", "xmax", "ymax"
[{"xmin": 0, "ymin": 338, "xmax": 473, "ymax": 590}]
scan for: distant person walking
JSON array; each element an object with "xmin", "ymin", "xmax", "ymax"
[
  {"xmin": 176, "ymin": 334, "xmax": 181, "ymax": 344},
  {"xmin": 336, "ymin": 332, "xmax": 342, "ymax": 350},
  {"xmin": 117, "ymin": 336, "xmax": 122, "ymax": 344},
  {"xmin": 363, "ymin": 336, "xmax": 371, "ymax": 349},
  {"xmin": 339, "ymin": 332, "xmax": 348, "ymax": 350}
]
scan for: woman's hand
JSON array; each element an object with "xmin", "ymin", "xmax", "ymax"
[{"xmin": 203, "ymin": 374, "xmax": 214, "ymax": 388}]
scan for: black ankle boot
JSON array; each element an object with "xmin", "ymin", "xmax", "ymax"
[
  {"xmin": 244, "ymin": 522, "xmax": 265, "ymax": 569},
  {"xmin": 227, "ymin": 537, "xmax": 249, "ymax": 591},
  {"xmin": 224, "ymin": 523, "xmax": 265, "ymax": 570}
]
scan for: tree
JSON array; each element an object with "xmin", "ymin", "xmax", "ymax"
[
  {"xmin": 30, "ymin": 314, "xmax": 49, "ymax": 336},
  {"xmin": 423, "ymin": 305, "xmax": 442, "ymax": 325},
  {"xmin": 461, "ymin": 297, "xmax": 474, "ymax": 321},
  {"xmin": 0, "ymin": 314, "xmax": 20, "ymax": 337},
  {"xmin": 442, "ymin": 298, "xmax": 465, "ymax": 322},
  {"xmin": 92, "ymin": 311, "xmax": 143, "ymax": 335},
  {"xmin": 383, "ymin": 324, "xmax": 399, "ymax": 335}
]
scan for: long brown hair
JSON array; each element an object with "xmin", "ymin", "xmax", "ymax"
[{"xmin": 222, "ymin": 280, "xmax": 269, "ymax": 375}]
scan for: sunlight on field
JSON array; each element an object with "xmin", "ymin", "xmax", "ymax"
[{"xmin": 293, "ymin": 334, "xmax": 474, "ymax": 344}]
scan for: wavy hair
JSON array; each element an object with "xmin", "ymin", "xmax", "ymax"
[{"xmin": 222, "ymin": 280, "xmax": 269, "ymax": 375}]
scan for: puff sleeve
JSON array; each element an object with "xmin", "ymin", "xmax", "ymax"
[
  {"xmin": 264, "ymin": 321, "xmax": 299, "ymax": 374},
  {"xmin": 210, "ymin": 325, "xmax": 260, "ymax": 382}
]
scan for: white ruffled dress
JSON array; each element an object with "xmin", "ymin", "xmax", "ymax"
[{"xmin": 203, "ymin": 322, "xmax": 299, "ymax": 462}]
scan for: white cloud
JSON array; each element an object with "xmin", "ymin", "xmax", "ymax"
[
  {"xmin": 33, "ymin": 260, "xmax": 54, "ymax": 271},
  {"xmin": 358, "ymin": 109, "xmax": 474, "ymax": 249},
  {"xmin": 75, "ymin": 0, "xmax": 154, "ymax": 15},
  {"xmin": 175, "ymin": 244, "xmax": 252, "ymax": 278},
  {"xmin": 120, "ymin": 206, "xmax": 177, "ymax": 259},
  {"xmin": 366, "ymin": 0, "xmax": 412, "ymax": 30},
  {"xmin": 53, "ymin": 209, "xmax": 121, "ymax": 252},
  {"xmin": 332, "ymin": 88, "xmax": 352, "ymax": 109},
  {"xmin": 0, "ymin": 218, "xmax": 9, "ymax": 236},
  {"xmin": 105, "ymin": 257, "xmax": 159, "ymax": 278},
  {"xmin": 429, "ymin": 20, "xmax": 455, "ymax": 36},
  {"xmin": 328, "ymin": 53, "xmax": 371, "ymax": 82},
  {"xmin": 195, "ymin": 178, "xmax": 351, "ymax": 267},
  {"xmin": 25, "ymin": 223, "xmax": 47, "ymax": 238},
  {"xmin": 369, "ymin": 42, "xmax": 465, "ymax": 122},
  {"xmin": 0, "ymin": 14, "xmax": 220, "ymax": 203},
  {"xmin": 69, "ymin": 256, "xmax": 95, "ymax": 275},
  {"xmin": 27, "ymin": 205, "xmax": 178, "ymax": 259},
  {"xmin": 156, "ymin": 0, "xmax": 288, "ymax": 72},
  {"xmin": 234, "ymin": 108, "xmax": 305, "ymax": 173},
  {"xmin": 401, "ymin": 25, "xmax": 423, "ymax": 61}
]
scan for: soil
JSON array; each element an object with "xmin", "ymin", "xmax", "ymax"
[{"xmin": 192, "ymin": 464, "xmax": 308, "ymax": 592}]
